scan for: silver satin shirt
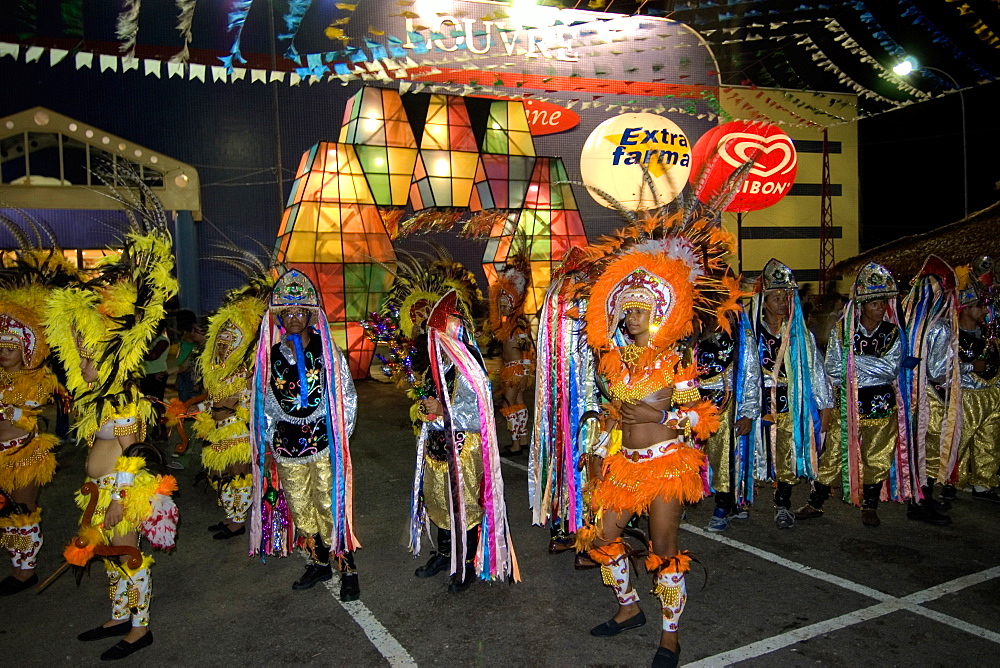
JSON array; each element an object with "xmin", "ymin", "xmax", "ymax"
[
  {"xmin": 958, "ymin": 327, "xmax": 1000, "ymax": 390},
  {"xmin": 825, "ymin": 320, "xmax": 902, "ymax": 388},
  {"xmin": 922, "ymin": 320, "xmax": 954, "ymax": 385},
  {"xmin": 427, "ymin": 361, "xmax": 482, "ymax": 433},
  {"xmin": 263, "ymin": 339, "xmax": 357, "ymax": 441}
]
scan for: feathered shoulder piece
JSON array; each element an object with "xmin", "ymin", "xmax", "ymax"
[
  {"xmin": 489, "ymin": 231, "xmax": 531, "ymax": 340},
  {"xmin": 44, "ymin": 169, "xmax": 178, "ymax": 444},
  {"xmin": 577, "ymin": 207, "xmax": 740, "ymax": 354}
]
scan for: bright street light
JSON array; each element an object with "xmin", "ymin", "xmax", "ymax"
[{"xmin": 892, "ymin": 59, "xmax": 914, "ymax": 76}]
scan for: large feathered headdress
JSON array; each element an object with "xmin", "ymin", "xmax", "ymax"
[
  {"xmin": 44, "ymin": 167, "xmax": 177, "ymax": 443},
  {"xmin": 578, "ymin": 208, "xmax": 740, "ymax": 353}
]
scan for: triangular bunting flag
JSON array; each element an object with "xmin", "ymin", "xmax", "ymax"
[
  {"xmin": 99, "ymin": 54, "xmax": 119, "ymax": 72},
  {"xmin": 144, "ymin": 59, "xmax": 161, "ymax": 77},
  {"xmin": 75, "ymin": 51, "xmax": 94, "ymax": 69},
  {"xmin": 251, "ymin": 69, "xmax": 267, "ymax": 83},
  {"xmin": 25, "ymin": 46, "xmax": 44, "ymax": 63},
  {"xmin": 50, "ymin": 48, "xmax": 69, "ymax": 65},
  {"xmin": 189, "ymin": 63, "xmax": 206, "ymax": 82}
]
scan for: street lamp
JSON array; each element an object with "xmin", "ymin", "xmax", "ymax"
[{"xmin": 894, "ymin": 58, "xmax": 968, "ymax": 219}]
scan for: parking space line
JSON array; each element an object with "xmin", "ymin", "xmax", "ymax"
[
  {"xmin": 681, "ymin": 530, "xmax": 1000, "ymax": 666},
  {"xmin": 681, "ymin": 523, "xmax": 891, "ymax": 601},
  {"xmin": 305, "ymin": 556, "xmax": 417, "ymax": 667},
  {"xmin": 501, "ymin": 457, "xmax": 529, "ymax": 472}
]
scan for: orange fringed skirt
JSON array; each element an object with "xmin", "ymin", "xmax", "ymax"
[{"xmin": 592, "ymin": 443, "xmax": 706, "ymax": 515}]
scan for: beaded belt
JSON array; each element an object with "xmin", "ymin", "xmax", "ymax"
[
  {"xmin": 0, "ymin": 433, "xmax": 30, "ymax": 452},
  {"xmin": 620, "ymin": 438, "xmax": 684, "ymax": 463},
  {"xmin": 504, "ymin": 359, "xmax": 533, "ymax": 369},
  {"xmin": 211, "ymin": 436, "xmax": 250, "ymax": 452}
]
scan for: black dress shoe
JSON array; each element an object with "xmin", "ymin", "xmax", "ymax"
[
  {"xmin": 207, "ymin": 522, "xmax": 225, "ymax": 532},
  {"xmin": 212, "ymin": 525, "xmax": 246, "ymax": 540},
  {"xmin": 907, "ymin": 501, "xmax": 952, "ymax": 526},
  {"xmin": 0, "ymin": 573, "xmax": 38, "ymax": 596},
  {"xmin": 590, "ymin": 610, "xmax": 646, "ymax": 636},
  {"xmin": 651, "ymin": 645, "xmax": 680, "ymax": 668},
  {"xmin": 574, "ymin": 553, "xmax": 599, "ymax": 570},
  {"xmin": 78, "ymin": 621, "xmax": 131, "ymax": 641},
  {"xmin": 292, "ymin": 563, "xmax": 333, "ymax": 590},
  {"xmin": 100, "ymin": 631, "xmax": 153, "ymax": 660},
  {"xmin": 340, "ymin": 573, "xmax": 360, "ymax": 602},
  {"xmin": 415, "ymin": 553, "xmax": 449, "ymax": 578}
]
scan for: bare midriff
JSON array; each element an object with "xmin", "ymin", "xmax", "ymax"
[
  {"xmin": 86, "ymin": 437, "xmax": 122, "ymax": 479},
  {"xmin": 0, "ymin": 418, "xmax": 27, "ymax": 443},
  {"xmin": 621, "ymin": 387, "xmax": 679, "ymax": 451}
]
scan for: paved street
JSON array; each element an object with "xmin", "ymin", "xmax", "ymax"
[{"xmin": 4, "ymin": 380, "xmax": 999, "ymax": 666}]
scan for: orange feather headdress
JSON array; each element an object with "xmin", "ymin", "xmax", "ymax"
[{"xmin": 578, "ymin": 208, "xmax": 740, "ymax": 353}]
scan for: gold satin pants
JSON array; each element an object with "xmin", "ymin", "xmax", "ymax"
[
  {"xmin": 423, "ymin": 433, "xmax": 484, "ymax": 531},
  {"xmin": 704, "ymin": 397, "xmax": 733, "ymax": 493},
  {"xmin": 770, "ymin": 411, "xmax": 797, "ymax": 485},
  {"xmin": 276, "ymin": 457, "xmax": 334, "ymax": 539},
  {"xmin": 817, "ymin": 403, "xmax": 897, "ymax": 486},
  {"xmin": 924, "ymin": 388, "xmax": 944, "ymax": 481},
  {"xmin": 956, "ymin": 387, "xmax": 1000, "ymax": 489}
]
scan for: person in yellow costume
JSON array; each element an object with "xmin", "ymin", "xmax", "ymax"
[
  {"xmin": 46, "ymin": 193, "xmax": 179, "ymax": 661},
  {"xmin": 0, "ymin": 289, "xmax": 59, "ymax": 596},
  {"xmin": 195, "ymin": 278, "xmax": 270, "ymax": 540}
]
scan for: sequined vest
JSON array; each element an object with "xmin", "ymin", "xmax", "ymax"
[
  {"xmin": 853, "ymin": 320, "xmax": 898, "ymax": 417},
  {"xmin": 758, "ymin": 327, "xmax": 788, "ymax": 415},
  {"xmin": 958, "ymin": 329, "xmax": 1000, "ymax": 381},
  {"xmin": 697, "ymin": 332, "xmax": 734, "ymax": 408}
]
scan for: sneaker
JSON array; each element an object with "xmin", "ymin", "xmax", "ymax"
[
  {"xmin": 774, "ymin": 507, "xmax": 795, "ymax": 529},
  {"xmin": 706, "ymin": 514, "xmax": 731, "ymax": 533},
  {"xmin": 972, "ymin": 489, "xmax": 1000, "ymax": 504},
  {"xmin": 730, "ymin": 507, "xmax": 750, "ymax": 520}
]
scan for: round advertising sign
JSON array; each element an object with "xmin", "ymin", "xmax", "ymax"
[
  {"xmin": 580, "ymin": 113, "xmax": 691, "ymax": 210},
  {"xmin": 689, "ymin": 121, "xmax": 798, "ymax": 212}
]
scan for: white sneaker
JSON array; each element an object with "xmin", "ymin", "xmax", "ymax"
[{"xmin": 774, "ymin": 507, "xmax": 795, "ymax": 529}]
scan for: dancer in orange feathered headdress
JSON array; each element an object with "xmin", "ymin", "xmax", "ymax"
[{"xmin": 571, "ymin": 203, "xmax": 742, "ymax": 668}]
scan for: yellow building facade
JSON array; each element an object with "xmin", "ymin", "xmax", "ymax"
[{"xmin": 719, "ymin": 87, "xmax": 859, "ymax": 293}]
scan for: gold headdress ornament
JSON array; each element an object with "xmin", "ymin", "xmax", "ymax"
[
  {"xmin": 955, "ymin": 265, "xmax": 982, "ymax": 306},
  {"xmin": 0, "ymin": 211, "xmax": 84, "ymax": 370},
  {"xmin": 0, "ymin": 289, "xmax": 49, "ymax": 368},
  {"xmin": 757, "ymin": 258, "xmax": 798, "ymax": 292},
  {"xmin": 44, "ymin": 166, "xmax": 177, "ymax": 443},
  {"xmin": 851, "ymin": 262, "xmax": 897, "ymax": 305}
]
